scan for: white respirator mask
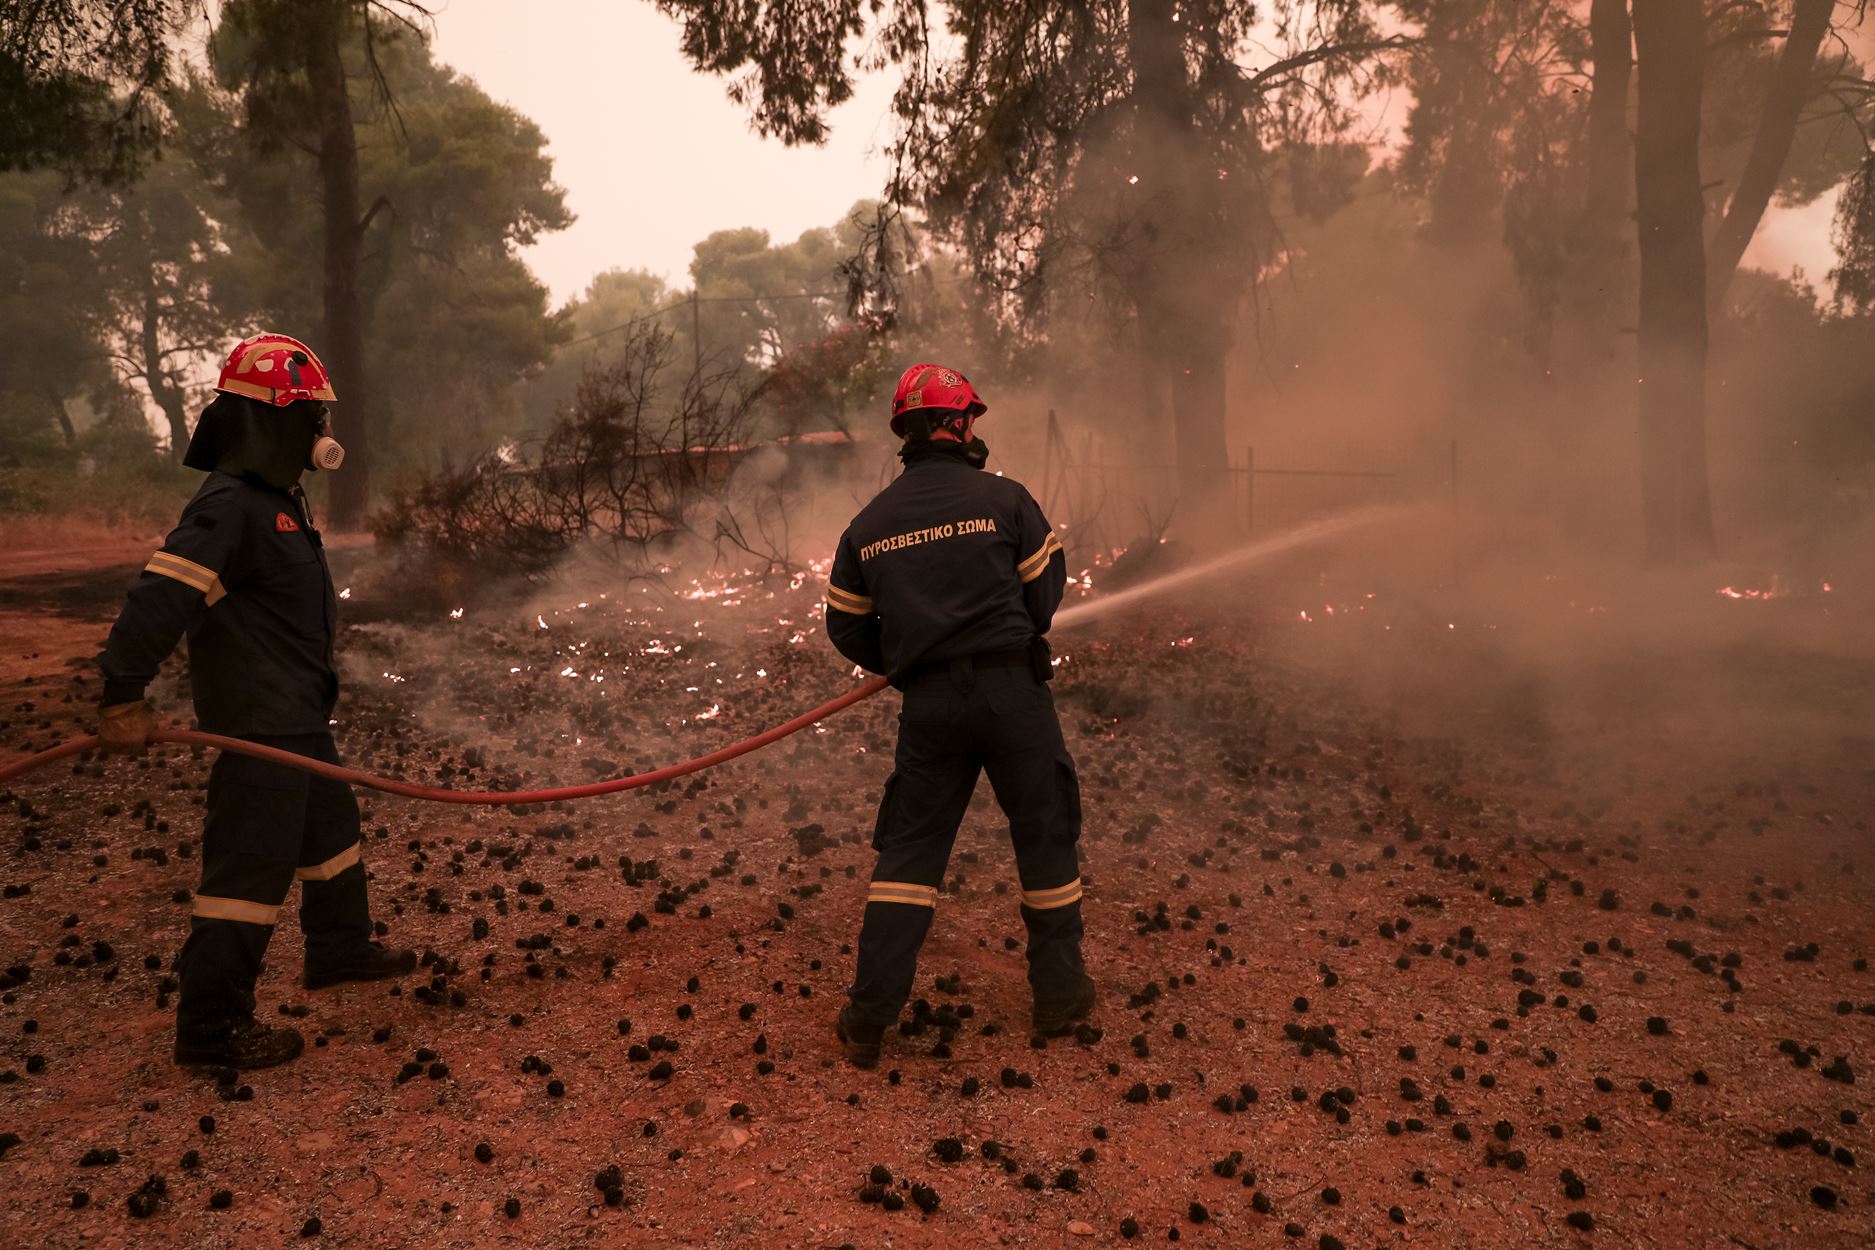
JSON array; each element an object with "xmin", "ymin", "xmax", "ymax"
[
  {"xmin": 308, "ymin": 407, "xmax": 345, "ymax": 471},
  {"xmin": 309, "ymin": 435, "xmax": 345, "ymax": 472}
]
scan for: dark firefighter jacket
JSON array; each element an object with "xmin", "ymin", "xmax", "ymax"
[
  {"xmin": 98, "ymin": 471, "xmax": 340, "ymax": 736},
  {"xmin": 825, "ymin": 442, "xmax": 1068, "ymax": 684}
]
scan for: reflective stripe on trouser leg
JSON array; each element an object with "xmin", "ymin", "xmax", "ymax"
[
  {"xmin": 177, "ymin": 744, "xmax": 308, "ymax": 1040},
  {"xmin": 298, "ymin": 765, "xmax": 372, "ymax": 971},
  {"xmin": 979, "ymin": 679, "xmax": 1088, "ymax": 1011},
  {"xmin": 1020, "ymin": 878, "xmax": 1082, "ymax": 909},
  {"xmin": 851, "ymin": 855, "xmax": 959, "ymax": 1028},
  {"xmin": 1017, "ymin": 844, "xmax": 1088, "ymax": 1009},
  {"xmin": 296, "ymin": 843, "xmax": 359, "ymax": 881},
  {"xmin": 848, "ymin": 698, "xmax": 980, "ymax": 1028},
  {"xmin": 852, "ymin": 890, "xmax": 942, "ymax": 1029},
  {"xmin": 1021, "ymin": 891, "xmax": 1087, "ymax": 1007},
  {"xmin": 178, "ymin": 871, "xmax": 295, "ymax": 1040}
]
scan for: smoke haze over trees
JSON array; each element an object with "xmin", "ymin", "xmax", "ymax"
[
  {"xmin": 662, "ymin": 0, "xmax": 1875, "ymax": 563},
  {"xmin": 1, "ymin": 1, "xmax": 1873, "ymax": 567}
]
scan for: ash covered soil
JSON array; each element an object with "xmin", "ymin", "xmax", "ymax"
[{"xmin": 0, "ymin": 542, "xmax": 1871, "ymax": 1249}]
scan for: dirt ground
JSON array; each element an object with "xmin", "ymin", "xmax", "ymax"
[{"xmin": 0, "ymin": 529, "xmax": 1870, "ymax": 1249}]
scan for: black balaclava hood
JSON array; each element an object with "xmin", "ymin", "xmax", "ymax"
[
  {"xmin": 897, "ymin": 410, "xmax": 989, "ymax": 470},
  {"xmin": 184, "ymin": 392, "xmax": 320, "ymax": 489}
]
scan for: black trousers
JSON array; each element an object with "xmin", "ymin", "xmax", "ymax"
[
  {"xmin": 847, "ymin": 663, "xmax": 1087, "ymax": 1027},
  {"xmin": 177, "ymin": 733, "xmax": 373, "ymax": 1040}
]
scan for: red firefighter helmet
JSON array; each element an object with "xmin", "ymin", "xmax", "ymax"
[
  {"xmin": 214, "ymin": 333, "xmax": 337, "ymax": 407},
  {"xmin": 890, "ymin": 362, "xmax": 987, "ymax": 437}
]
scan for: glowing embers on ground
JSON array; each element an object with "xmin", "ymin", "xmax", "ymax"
[
  {"xmin": 679, "ymin": 559, "xmax": 831, "ymax": 608},
  {"xmin": 1297, "ymin": 592, "xmax": 1379, "ymax": 625},
  {"xmin": 679, "ymin": 571, "xmax": 744, "ymax": 607},
  {"xmin": 1717, "ymin": 576, "xmax": 1834, "ymax": 602},
  {"xmin": 454, "ymin": 572, "xmax": 813, "ymax": 736},
  {"xmin": 1068, "ymin": 537, "xmax": 1133, "ymax": 598}
]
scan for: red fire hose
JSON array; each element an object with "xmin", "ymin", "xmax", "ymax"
[
  {"xmin": 0, "ymin": 676, "xmax": 891, "ymax": 805},
  {"xmin": 2, "ymin": 511, "xmax": 1399, "ymax": 804}
]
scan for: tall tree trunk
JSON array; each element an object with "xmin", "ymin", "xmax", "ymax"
[
  {"xmin": 1579, "ymin": 0, "xmax": 1633, "ymax": 329},
  {"xmin": 1705, "ymin": 0, "xmax": 1833, "ymax": 308},
  {"xmin": 1127, "ymin": 0, "xmax": 1232, "ymax": 534},
  {"xmin": 46, "ymin": 389, "xmax": 76, "ymax": 447},
  {"xmin": 1170, "ymin": 346, "xmax": 1228, "ymax": 524},
  {"xmin": 140, "ymin": 282, "xmax": 190, "ymax": 463},
  {"xmin": 1547, "ymin": 0, "xmax": 1633, "ymax": 547},
  {"xmin": 308, "ymin": 0, "xmax": 369, "ymax": 527},
  {"xmin": 1417, "ymin": 1, "xmax": 1499, "ymax": 247},
  {"xmin": 1557, "ymin": 0, "xmax": 1632, "ymax": 369},
  {"xmin": 1162, "ymin": 322, "xmax": 1232, "ymax": 539},
  {"xmin": 1631, "ymin": 0, "xmax": 1716, "ymax": 560}
]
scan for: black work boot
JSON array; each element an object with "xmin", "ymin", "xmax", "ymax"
[
  {"xmin": 304, "ymin": 940, "xmax": 417, "ymax": 990},
  {"xmin": 836, "ymin": 1003, "xmax": 885, "ymax": 1068},
  {"xmin": 174, "ymin": 1017, "xmax": 306, "ymax": 1070},
  {"xmin": 1033, "ymin": 973, "xmax": 1097, "ymax": 1036}
]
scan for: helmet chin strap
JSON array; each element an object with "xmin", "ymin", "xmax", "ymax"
[
  {"xmin": 896, "ymin": 408, "xmax": 979, "ymax": 446},
  {"xmin": 927, "ymin": 413, "xmax": 974, "ymax": 443}
]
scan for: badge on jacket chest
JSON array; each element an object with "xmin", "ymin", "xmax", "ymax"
[{"xmin": 275, "ymin": 512, "xmax": 300, "ymax": 533}]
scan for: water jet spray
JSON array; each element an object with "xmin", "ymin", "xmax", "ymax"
[{"xmin": 0, "ymin": 507, "xmax": 1417, "ymax": 801}]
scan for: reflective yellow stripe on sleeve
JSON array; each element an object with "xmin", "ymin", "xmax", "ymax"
[
  {"xmin": 297, "ymin": 843, "xmax": 362, "ymax": 882},
  {"xmin": 191, "ymin": 894, "xmax": 283, "ymax": 925},
  {"xmin": 867, "ymin": 881, "xmax": 939, "ymax": 908},
  {"xmin": 1019, "ymin": 533, "xmax": 1064, "ymax": 583},
  {"xmin": 825, "ymin": 584, "xmax": 874, "ymax": 614},
  {"xmin": 146, "ymin": 551, "xmax": 227, "ymax": 606},
  {"xmin": 1020, "ymin": 878, "xmax": 1083, "ymax": 909}
]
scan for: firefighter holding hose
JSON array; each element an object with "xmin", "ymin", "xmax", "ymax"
[
  {"xmin": 96, "ymin": 334, "xmax": 415, "ymax": 1070},
  {"xmin": 826, "ymin": 363, "xmax": 1094, "ymax": 1066}
]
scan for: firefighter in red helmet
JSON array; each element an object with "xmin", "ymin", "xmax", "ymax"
[
  {"xmin": 96, "ymin": 333, "xmax": 415, "ymax": 1070},
  {"xmin": 825, "ymin": 363, "xmax": 1093, "ymax": 1067}
]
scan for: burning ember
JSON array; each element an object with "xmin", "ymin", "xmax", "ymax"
[{"xmin": 1715, "ymin": 576, "xmax": 1834, "ymax": 602}]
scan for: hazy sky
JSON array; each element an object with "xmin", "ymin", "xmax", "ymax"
[
  {"xmin": 428, "ymin": 1, "xmax": 899, "ymax": 306},
  {"xmin": 427, "ymin": 1, "xmax": 1837, "ymax": 310}
]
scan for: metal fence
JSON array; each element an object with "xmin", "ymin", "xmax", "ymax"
[{"xmin": 1027, "ymin": 410, "xmax": 1448, "ymax": 555}]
